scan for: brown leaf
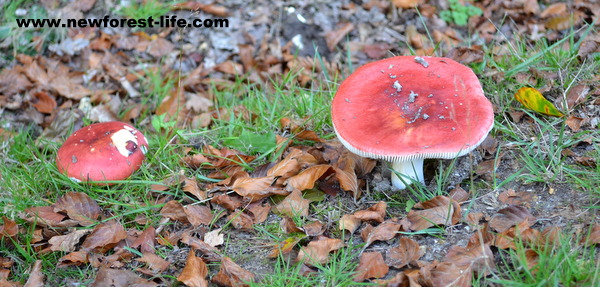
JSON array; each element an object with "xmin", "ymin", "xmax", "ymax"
[
  {"xmin": 172, "ymin": 2, "xmax": 230, "ymax": 16},
  {"xmin": 136, "ymin": 253, "xmax": 170, "ymax": 273},
  {"xmin": 0, "ymin": 217, "xmax": 18, "ymax": 238},
  {"xmin": 23, "ymin": 206, "xmax": 67, "ymax": 227},
  {"xmin": 183, "ymin": 177, "xmax": 206, "ymax": 200},
  {"xmin": 354, "ymin": 252, "xmax": 389, "ymax": 281},
  {"xmin": 545, "ymin": 13, "xmax": 583, "ymax": 31},
  {"xmin": 332, "ymin": 166, "xmax": 358, "ymax": 197},
  {"xmin": 354, "ymin": 201, "xmax": 387, "ymax": 223},
  {"xmin": 267, "ymin": 148, "xmax": 303, "ymax": 179},
  {"xmin": 566, "ymin": 84, "xmax": 590, "ymax": 109},
  {"xmin": 48, "ymin": 229, "xmax": 91, "ymax": 252},
  {"xmin": 448, "ymin": 186, "xmax": 469, "ymax": 203},
  {"xmin": 212, "ymin": 257, "xmax": 255, "ymax": 287},
  {"xmin": 446, "ymin": 46, "xmax": 484, "ymax": 64},
  {"xmin": 285, "ymin": 164, "xmax": 332, "ymax": 192},
  {"xmin": 325, "ymin": 22, "xmax": 355, "ymax": 51},
  {"xmin": 297, "ymin": 237, "xmax": 344, "ymax": 266},
  {"xmin": 146, "ymin": 37, "xmax": 174, "ymax": 58},
  {"xmin": 339, "ymin": 214, "xmax": 361, "ymax": 234},
  {"xmin": 392, "ymin": 0, "xmax": 424, "ymax": 9},
  {"xmin": 54, "ymin": 192, "xmax": 101, "ymax": 226},
  {"xmin": 177, "ymin": 250, "xmax": 209, "ymax": 287},
  {"xmin": 497, "ymin": 189, "xmax": 534, "ymax": 206},
  {"xmin": 160, "ymin": 200, "xmax": 189, "ymax": 222},
  {"xmin": 131, "ymin": 226, "xmax": 156, "ymax": 254},
  {"xmin": 524, "ymin": 249, "xmax": 540, "ymax": 274},
  {"xmin": 301, "ymin": 221, "xmax": 324, "ymax": 237},
  {"xmin": 247, "ymin": 201, "xmax": 271, "ymax": 224},
  {"xmin": 386, "ymin": 237, "xmax": 423, "ymax": 269},
  {"xmin": 184, "ymin": 205, "xmax": 213, "ymax": 226},
  {"xmin": 407, "ymin": 196, "xmax": 460, "ymax": 231},
  {"xmin": 540, "ymin": 3, "xmax": 567, "ymax": 18},
  {"xmin": 489, "ymin": 206, "xmax": 536, "ymax": 233},
  {"xmin": 273, "ymin": 189, "xmax": 311, "ymax": 217},
  {"xmin": 227, "ymin": 210, "xmax": 254, "ymax": 230},
  {"xmin": 420, "ymin": 262, "xmax": 471, "ymax": 287},
  {"xmin": 565, "ymin": 115, "xmax": 583, "ymax": 132},
  {"xmin": 58, "ymin": 250, "xmax": 89, "ymax": 267},
  {"xmin": 81, "ymin": 220, "xmax": 127, "ymax": 251},
  {"xmin": 444, "ymin": 243, "xmax": 495, "ymax": 276},
  {"xmin": 31, "ymin": 90, "xmax": 57, "ymax": 114},
  {"xmin": 363, "ymin": 220, "xmax": 401, "ymax": 247},
  {"xmin": 48, "ymin": 74, "xmax": 90, "ymax": 100},
  {"xmin": 211, "ymin": 194, "xmax": 243, "ymax": 211},
  {"xmin": 24, "ymin": 260, "xmax": 44, "ymax": 287},
  {"xmin": 231, "ymin": 176, "xmax": 287, "ymax": 202},
  {"xmin": 0, "ymin": 67, "xmax": 33, "ymax": 95},
  {"xmin": 580, "ymin": 224, "xmax": 600, "ymax": 246},
  {"xmin": 91, "ymin": 266, "xmax": 157, "ymax": 287},
  {"xmin": 181, "ymin": 232, "xmax": 223, "ymax": 262}
]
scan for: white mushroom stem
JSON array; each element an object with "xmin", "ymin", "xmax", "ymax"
[{"xmin": 391, "ymin": 159, "xmax": 424, "ymax": 190}]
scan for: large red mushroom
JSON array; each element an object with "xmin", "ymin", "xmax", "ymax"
[
  {"xmin": 332, "ymin": 56, "xmax": 494, "ymax": 190},
  {"xmin": 56, "ymin": 121, "xmax": 149, "ymax": 184}
]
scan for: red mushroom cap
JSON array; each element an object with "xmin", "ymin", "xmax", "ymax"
[
  {"xmin": 56, "ymin": 121, "xmax": 149, "ymax": 184},
  {"xmin": 332, "ymin": 56, "xmax": 494, "ymax": 162}
]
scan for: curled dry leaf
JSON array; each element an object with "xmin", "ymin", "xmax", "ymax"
[
  {"xmin": 494, "ymin": 220, "xmax": 537, "ymax": 250},
  {"xmin": 231, "ymin": 176, "xmax": 287, "ymax": 202},
  {"xmin": 448, "ymin": 185, "xmax": 469, "ymax": 203},
  {"xmin": 301, "ymin": 221, "xmax": 324, "ymax": 237},
  {"xmin": 227, "ymin": 210, "xmax": 254, "ymax": 230},
  {"xmin": 58, "ymin": 250, "xmax": 89, "ymax": 267},
  {"xmin": 91, "ymin": 266, "xmax": 157, "ymax": 287},
  {"xmin": 31, "ymin": 90, "xmax": 57, "ymax": 114},
  {"xmin": 267, "ymin": 148, "xmax": 303, "ymax": 179},
  {"xmin": 354, "ymin": 201, "xmax": 387, "ymax": 223},
  {"xmin": 363, "ymin": 220, "xmax": 402, "ymax": 247},
  {"xmin": 24, "ymin": 260, "xmax": 44, "ymax": 287},
  {"xmin": 498, "ymin": 189, "xmax": 534, "ymax": 206},
  {"xmin": 273, "ymin": 189, "xmax": 311, "ymax": 218},
  {"xmin": 354, "ymin": 252, "xmax": 389, "ymax": 282},
  {"xmin": 81, "ymin": 220, "xmax": 127, "ymax": 251},
  {"xmin": 48, "ymin": 229, "xmax": 91, "ymax": 252},
  {"xmin": 444, "ymin": 243, "xmax": 495, "ymax": 276},
  {"xmin": 421, "ymin": 262, "xmax": 472, "ymax": 287},
  {"xmin": 407, "ymin": 196, "xmax": 460, "ymax": 231},
  {"xmin": 339, "ymin": 214, "xmax": 361, "ymax": 234},
  {"xmin": 204, "ymin": 228, "xmax": 225, "ymax": 247},
  {"xmin": 0, "ymin": 217, "xmax": 18, "ymax": 239},
  {"xmin": 297, "ymin": 237, "xmax": 344, "ymax": 266},
  {"xmin": 184, "ymin": 205, "xmax": 213, "ymax": 226},
  {"xmin": 580, "ymin": 224, "xmax": 600, "ymax": 246},
  {"xmin": 177, "ymin": 250, "xmax": 209, "ymax": 287},
  {"xmin": 211, "ymin": 194, "xmax": 243, "ymax": 211},
  {"xmin": 160, "ymin": 200, "xmax": 189, "ymax": 223},
  {"xmin": 131, "ymin": 226, "xmax": 156, "ymax": 254},
  {"xmin": 212, "ymin": 257, "xmax": 255, "ymax": 287},
  {"xmin": 325, "ymin": 22, "xmax": 355, "ymax": 51},
  {"xmin": 386, "ymin": 237, "xmax": 423, "ymax": 269},
  {"xmin": 53, "ymin": 192, "xmax": 101, "ymax": 226},
  {"xmin": 268, "ymin": 233, "xmax": 306, "ymax": 258},
  {"xmin": 285, "ymin": 164, "xmax": 332, "ymax": 192},
  {"xmin": 489, "ymin": 205, "xmax": 536, "ymax": 233},
  {"xmin": 136, "ymin": 253, "xmax": 170, "ymax": 273},
  {"xmin": 181, "ymin": 232, "xmax": 223, "ymax": 262},
  {"xmin": 23, "ymin": 206, "xmax": 67, "ymax": 227}
]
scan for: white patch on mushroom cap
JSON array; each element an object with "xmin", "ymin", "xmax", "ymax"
[{"xmin": 111, "ymin": 129, "xmax": 138, "ymax": 157}]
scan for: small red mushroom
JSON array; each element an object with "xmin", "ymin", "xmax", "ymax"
[
  {"xmin": 56, "ymin": 121, "xmax": 149, "ymax": 184},
  {"xmin": 331, "ymin": 56, "xmax": 494, "ymax": 190}
]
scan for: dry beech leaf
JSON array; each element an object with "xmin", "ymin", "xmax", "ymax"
[
  {"xmin": 58, "ymin": 250, "xmax": 89, "ymax": 267},
  {"xmin": 23, "ymin": 206, "xmax": 66, "ymax": 227},
  {"xmin": 267, "ymin": 148, "xmax": 303, "ymax": 179},
  {"xmin": 392, "ymin": 0, "xmax": 424, "ymax": 9},
  {"xmin": 566, "ymin": 84, "xmax": 590, "ymax": 109},
  {"xmin": 24, "ymin": 260, "xmax": 44, "ymax": 287},
  {"xmin": 498, "ymin": 189, "xmax": 534, "ymax": 206},
  {"xmin": 31, "ymin": 90, "xmax": 57, "ymax": 114},
  {"xmin": 0, "ymin": 217, "xmax": 18, "ymax": 238},
  {"xmin": 332, "ymin": 166, "xmax": 358, "ymax": 197},
  {"xmin": 53, "ymin": 192, "xmax": 101, "ymax": 226},
  {"xmin": 339, "ymin": 214, "xmax": 361, "ymax": 234},
  {"xmin": 444, "ymin": 243, "xmax": 495, "ymax": 276},
  {"xmin": 131, "ymin": 226, "xmax": 156, "ymax": 254},
  {"xmin": 231, "ymin": 176, "xmax": 287, "ymax": 202},
  {"xmin": 363, "ymin": 220, "xmax": 401, "ymax": 247},
  {"xmin": 494, "ymin": 220, "xmax": 536, "ymax": 250},
  {"xmin": 421, "ymin": 262, "xmax": 472, "ymax": 287},
  {"xmin": 524, "ymin": 249, "xmax": 540, "ymax": 274},
  {"xmin": 565, "ymin": 115, "xmax": 584, "ymax": 132},
  {"xmin": 540, "ymin": 2, "xmax": 566, "ymax": 18},
  {"xmin": 448, "ymin": 185, "xmax": 469, "ymax": 203},
  {"xmin": 325, "ymin": 22, "xmax": 355, "ymax": 51},
  {"xmin": 302, "ymin": 221, "xmax": 324, "ymax": 237},
  {"xmin": 48, "ymin": 229, "xmax": 91, "ymax": 252},
  {"xmin": 181, "ymin": 232, "xmax": 223, "ymax": 262},
  {"xmin": 268, "ymin": 233, "xmax": 306, "ymax": 258},
  {"xmin": 204, "ymin": 228, "xmax": 224, "ymax": 247},
  {"xmin": 281, "ymin": 217, "xmax": 302, "ymax": 234},
  {"xmin": 136, "ymin": 253, "xmax": 170, "ymax": 273},
  {"xmin": 172, "ymin": 2, "xmax": 230, "ymax": 17},
  {"xmin": 285, "ymin": 164, "xmax": 332, "ymax": 192},
  {"xmin": 386, "ymin": 237, "xmax": 423, "ymax": 269},
  {"xmin": 489, "ymin": 205, "xmax": 536, "ymax": 233},
  {"xmin": 247, "ymin": 201, "xmax": 271, "ymax": 224},
  {"xmin": 274, "ymin": 189, "xmax": 311, "ymax": 217},
  {"xmin": 407, "ymin": 196, "xmax": 460, "ymax": 231},
  {"xmin": 212, "ymin": 257, "xmax": 255, "ymax": 287},
  {"xmin": 160, "ymin": 200, "xmax": 189, "ymax": 223},
  {"xmin": 354, "ymin": 201, "xmax": 387, "ymax": 223},
  {"xmin": 381, "ymin": 270, "xmax": 420, "ymax": 287},
  {"xmin": 91, "ymin": 266, "xmax": 157, "ymax": 287},
  {"xmin": 81, "ymin": 220, "xmax": 127, "ymax": 251},
  {"xmin": 183, "ymin": 177, "xmax": 206, "ymax": 200},
  {"xmin": 580, "ymin": 224, "xmax": 600, "ymax": 246},
  {"xmin": 184, "ymin": 205, "xmax": 213, "ymax": 226},
  {"xmin": 211, "ymin": 194, "xmax": 243, "ymax": 211},
  {"xmin": 227, "ymin": 210, "xmax": 254, "ymax": 230},
  {"xmin": 177, "ymin": 250, "xmax": 209, "ymax": 287},
  {"xmin": 354, "ymin": 252, "xmax": 389, "ymax": 282},
  {"xmin": 297, "ymin": 237, "xmax": 344, "ymax": 266}
]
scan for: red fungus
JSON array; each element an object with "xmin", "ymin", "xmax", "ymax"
[
  {"xmin": 56, "ymin": 121, "xmax": 149, "ymax": 184},
  {"xmin": 331, "ymin": 56, "xmax": 494, "ymax": 189}
]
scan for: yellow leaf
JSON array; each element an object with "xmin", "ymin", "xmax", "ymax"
[{"xmin": 514, "ymin": 87, "xmax": 564, "ymax": 117}]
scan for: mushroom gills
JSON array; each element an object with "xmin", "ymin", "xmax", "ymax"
[{"xmin": 390, "ymin": 159, "xmax": 424, "ymax": 190}]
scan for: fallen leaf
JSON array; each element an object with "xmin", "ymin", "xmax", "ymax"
[
  {"xmin": 420, "ymin": 262, "xmax": 471, "ymax": 287},
  {"xmin": 354, "ymin": 201, "xmax": 387, "ymax": 223},
  {"xmin": 514, "ymin": 87, "xmax": 564, "ymax": 117},
  {"xmin": 172, "ymin": 2, "xmax": 230, "ymax": 16},
  {"xmin": 497, "ymin": 189, "xmax": 534, "ymax": 206},
  {"xmin": 267, "ymin": 148, "xmax": 303, "ymax": 179},
  {"xmin": 30, "ymin": 90, "xmax": 57, "ymax": 114},
  {"xmin": 565, "ymin": 115, "xmax": 583, "ymax": 132},
  {"xmin": 81, "ymin": 220, "xmax": 127, "ymax": 251},
  {"xmin": 297, "ymin": 237, "xmax": 344, "ymax": 266},
  {"xmin": 131, "ymin": 226, "xmax": 156, "ymax": 254},
  {"xmin": 0, "ymin": 217, "xmax": 18, "ymax": 238},
  {"xmin": 268, "ymin": 233, "xmax": 306, "ymax": 258},
  {"xmin": 184, "ymin": 205, "xmax": 213, "ymax": 226},
  {"xmin": 48, "ymin": 229, "xmax": 91, "ymax": 252},
  {"xmin": 227, "ymin": 210, "xmax": 254, "ymax": 230},
  {"xmin": 231, "ymin": 176, "xmax": 287, "ymax": 202},
  {"xmin": 580, "ymin": 224, "xmax": 600, "ymax": 246},
  {"xmin": 24, "ymin": 260, "xmax": 44, "ymax": 287},
  {"xmin": 211, "ymin": 194, "xmax": 243, "ymax": 211},
  {"xmin": 160, "ymin": 200, "xmax": 189, "ymax": 223},
  {"xmin": 540, "ymin": 3, "xmax": 567, "ymax": 18},
  {"xmin": 181, "ymin": 232, "xmax": 223, "ymax": 262},
  {"xmin": 448, "ymin": 185, "xmax": 469, "ymax": 203},
  {"xmin": 407, "ymin": 196, "xmax": 460, "ymax": 231},
  {"xmin": 446, "ymin": 46, "xmax": 484, "ymax": 64},
  {"xmin": 489, "ymin": 206, "xmax": 536, "ymax": 233},
  {"xmin": 339, "ymin": 214, "xmax": 361, "ymax": 234},
  {"xmin": 91, "ymin": 266, "xmax": 157, "ymax": 287},
  {"xmin": 301, "ymin": 221, "xmax": 324, "ymax": 237},
  {"xmin": 386, "ymin": 237, "xmax": 423, "ymax": 269},
  {"xmin": 566, "ymin": 84, "xmax": 590, "ymax": 109},
  {"xmin": 136, "ymin": 253, "xmax": 170, "ymax": 273},
  {"xmin": 325, "ymin": 22, "xmax": 355, "ymax": 51},
  {"xmin": 392, "ymin": 0, "xmax": 424, "ymax": 9},
  {"xmin": 212, "ymin": 257, "xmax": 255, "ymax": 287},
  {"xmin": 53, "ymin": 192, "xmax": 101, "ymax": 226},
  {"xmin": 177, "ymin": 250, "xmax": 209, "ymax": 287},
  {"xmin": 204, "ymin": 228, "xmax": 224, "ymax": 247},
  {"xmin": 285, "ymin": 164, "xmax": 332, "ymax": 192},
  {"xmin": 273, "ymin": 189, "xmax": 311, "ymax": 217},
  {"xmin": 444, "ymin": 243, "xmax": 495, "ymax": 276},
  {"xmin": 354, "ymin": 252, "xmax": 389, "ymax": 281},
  {"xmin": 363, "ymin": 220, "xmax": 401, "ymax": 247}
]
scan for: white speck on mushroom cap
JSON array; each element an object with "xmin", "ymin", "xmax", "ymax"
[
  {"xmin": 393, "ymin": 80, "xmax": 402, "ymax": 92},
  {"xmin": 111, "ymin": 129, "xmax": 139, "ymax": 157}
]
